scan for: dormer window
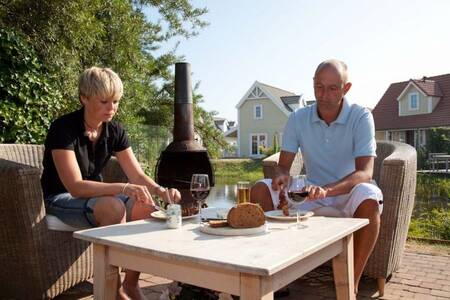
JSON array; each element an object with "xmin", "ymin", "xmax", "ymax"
[
  {"xmin": 409, "ymin": 93, "xmax": 419, "ymax": 110},
  {"xmin": 254, "ymin": 104, "xmax": 263, "ymax": 119}
]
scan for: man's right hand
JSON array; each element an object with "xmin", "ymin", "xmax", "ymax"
[{"xmin": 271, "ymin": 171, "xmax": 290, "ymax": 192}]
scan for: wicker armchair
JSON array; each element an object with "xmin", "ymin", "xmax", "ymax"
[
  {"xmin": 262, "ymin": 140, "xmax": 417, "ymax": 296},
  {"xmin": 0, "ymin": 144, "xmax": 127, "ymax": 299}
]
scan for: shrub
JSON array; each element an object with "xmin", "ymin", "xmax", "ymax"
[
  {"xmin": 409, "ymin": 208, "xmax": 450, "ymax": 240},
  {"xmin": 0, "ymin": 29, "xmax": 63, "ymax": 144}
]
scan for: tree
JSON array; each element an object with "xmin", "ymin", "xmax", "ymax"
[{"xmin": 0, "ymin": 0, "xmax": 230, "ymax": 157}]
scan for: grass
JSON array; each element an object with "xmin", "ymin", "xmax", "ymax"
[
  {"xmin": 409, "ymin": 173, "xmax": 450, "ymax": 240},
  {"xmin": 211, "ymin": 158, "xmax": 264, "ymax": 184}
]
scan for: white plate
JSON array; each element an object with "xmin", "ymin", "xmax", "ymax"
[
  {"xmin": 150, "ymin": 210, "xmax": 198, "ymax": 220},
  {"xmin": 201, "ymin": 207, "xmax": 229, "ymax": 219},
  {"xmin": 264, "ymin": 210, "xmax": 314, "ymax": 221},
  {"xmin": 200, "ymin": 223, "xmax": 267, "ymax": 236}
]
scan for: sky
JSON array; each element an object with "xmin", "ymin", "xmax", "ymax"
[{"xmin": 148, "ymin": 0, "xmax": 450, "ymax": 122}]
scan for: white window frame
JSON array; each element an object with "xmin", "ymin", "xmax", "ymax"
[
  {"xmin": 253, "ymin": 104, "xmax": 263, "ymax": 120},
  {"xmin": 408, "ymin": 92, "xmax": 419, "ymax": 110},
  {"xmin": 419, "ymin": 129, "xmax": 426, "ymax": 147},
  {"xmin": 249, "ymin": 133, "xmax": 267, "ymax": 156}
]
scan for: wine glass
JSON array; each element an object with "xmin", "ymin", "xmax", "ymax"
[
  {"xmin": 287, "ymin": 175, "xmax": 308, "ymax": 229},
  {"xmin": 287, "ymin": 175, "xmax": 308, "ymax": 203},
  {"xmin": 190, "ymin": 174, "xmax": 210, "ymax": 222}
]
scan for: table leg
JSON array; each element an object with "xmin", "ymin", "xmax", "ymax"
[
  {"xmin": 240, "ymin": 273, "xmax": 273, "ymax": 300},
  {"xmin": 93, "ymin": 244, "xmax": 119, "ymax": 300},
  {"xmin": 332, "ymin": 235, "xmax": 355, "ymax": 300}
]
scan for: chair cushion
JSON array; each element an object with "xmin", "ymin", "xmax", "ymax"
[{"xmin": 45, "ymin": 215, "xmax": 83, "ymax": 232}]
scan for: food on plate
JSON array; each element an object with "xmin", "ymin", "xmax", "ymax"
[
  {"xmin": 181, "ymin": 205, "xmax": 198, "ymax": 217},
  {"xmin": 208, "ymin": 220, "xmax": 229, "ymax": 228},
  {"xmin": 281, "ymin": 204, "xmax": 289, "ymax": 216},
  {"xmin": 277, "ymin": 192, "xmax": 290, "ymax": 216},
  {"xmin": 227, "ymin": 203, "xmax": 265, "ymax": 228}
]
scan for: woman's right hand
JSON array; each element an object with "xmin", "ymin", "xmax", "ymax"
[{"xmin": 123, "ymin": 183, "xmax": 155, "ymax": 205}]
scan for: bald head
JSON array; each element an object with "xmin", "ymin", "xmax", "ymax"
[{"xmin": 314, "ymin": 59, "xmax": 349, "ymax": 85}]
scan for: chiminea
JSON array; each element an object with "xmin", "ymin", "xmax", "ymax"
[{"xmin": 155, "ymin": 62, "xmax": 215, "ymax": 214}]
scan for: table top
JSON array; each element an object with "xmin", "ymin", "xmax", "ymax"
[{"xmin": 74, "ymin": 212, "xmax": 368, "ymax": 276}]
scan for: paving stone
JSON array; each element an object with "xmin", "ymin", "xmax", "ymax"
[
  {"xmin": 420, "ymin": 282, "xmax": 443, "ymax": 290},
  {"xmin": 396, "ymin": 272, "xmax": 416, "ymax": 280},
  {"xmin": 426, "ymin": 272, "xmax": 447, "ymax": 280},
  {"xmin": 402, "ymin": 279, "xmax": 422, "ymax": 286},
  {"xmin": 431, "ymin": 290, "xmax": 450, "ymax": 298},
  {"xmin": 412, "ymin": 294, "xmax": 437, "ymax": 300},
  {"xmin": 407, "ymin": 286, "xmax": 431, "ymax": 294}
]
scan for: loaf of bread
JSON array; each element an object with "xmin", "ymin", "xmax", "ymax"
[{"xmin": 227, "ymin": 203, "xmax": 265, "ymax": 228}]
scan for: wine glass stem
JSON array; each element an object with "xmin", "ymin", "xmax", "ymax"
[{"xmin": 198, "ymin": 201, "xmax": 202, "ymax": 224}]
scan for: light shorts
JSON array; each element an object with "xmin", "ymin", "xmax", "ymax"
[
  {"xmin": 258, "ymin": 179, "xmax": 383, "ymax": 217},
  {"xmin": 44, "ymin": 193, "xmax": 133, "ymax": 229}
]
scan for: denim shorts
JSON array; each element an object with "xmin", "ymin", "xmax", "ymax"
[{"xmin": 44, "ymin": 193, "xmax": 132, "ymax": 229}]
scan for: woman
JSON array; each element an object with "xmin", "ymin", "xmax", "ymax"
[{"xmin": 41, "ymin": 66, "xmax": 180, "ymax": 300}]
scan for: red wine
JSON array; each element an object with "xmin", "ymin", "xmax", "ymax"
[
  {"xmin": 191, "ymin": 189, "xmax": 210, "ymax": 201},
  {"xmin": 288, "ymin": 191, "xmax": 308, "ymax": 202}
]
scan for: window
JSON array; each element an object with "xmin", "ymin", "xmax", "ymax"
[
  {"xmin": 409, "ymin": 93, "xmax": 419, "ymax": 110},
  {"xmin": 250, "ymin": 133, "xmax": 267, "ymax": 155},
  {"xmin": 254, "ymin": 104, "xmax": 263, "ymax": 119},
  {"xmin": 419, "ymin": 130, "xmax": 426, "ymax": 146}
]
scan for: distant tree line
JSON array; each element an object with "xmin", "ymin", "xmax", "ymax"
[{"xmin": 0, "ymin": 0, "xmax": 229, "ymax": 158}]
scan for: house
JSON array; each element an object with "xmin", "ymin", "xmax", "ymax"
[
  {"xmin": 372, "ymin": 74, "xmax": 450, "ymax": 148},
  {"xmin": 213, "ymin": 116, "xmax": 238, "ymax": 157},
  {"xmin": 236, "ymin": 81, "xmax": 308, "ymax": 157}
]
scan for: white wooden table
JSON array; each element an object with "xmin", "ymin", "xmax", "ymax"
[{"xmin": 74, "ymin": 215, "xmax": 368, "ymax": 300}]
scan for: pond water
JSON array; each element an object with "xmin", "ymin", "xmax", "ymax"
[{"xmin": 205, "ymin": 183, "xmax": 238, "ymax": 209}]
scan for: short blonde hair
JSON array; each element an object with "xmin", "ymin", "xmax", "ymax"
[
  {"xmin": 314, "ymin": 59, "xmax": 349, "ymax": 84},
  {"xmin": 78, "ymin": 67, "xmax": 123, "ymax": 100}
]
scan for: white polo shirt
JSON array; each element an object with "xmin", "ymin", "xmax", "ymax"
[{"xmin": 281, "ymin": 98, "xmax": 376, "ymax": 186}]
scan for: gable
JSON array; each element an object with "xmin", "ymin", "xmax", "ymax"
[
  {"xmin": 396, "ymin": 81, "xmax": 427, "ymax": 101},
  {"xmin": 235, "ymin": 81, "xmax": 297, "ymax": 117},
  {"xmin": 247, "ymin": 86, "xmax": 268, "ymax": 99}
]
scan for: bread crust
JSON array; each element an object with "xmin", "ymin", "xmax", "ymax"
[{"xmin": 227, "ymin": 203, "xmax": 265, "ymax": 228}]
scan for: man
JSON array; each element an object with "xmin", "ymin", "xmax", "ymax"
[{"xmin": 250, "ymin": 59, "xmax": 383, "ymax": 294}]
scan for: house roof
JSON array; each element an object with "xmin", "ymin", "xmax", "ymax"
[
  {"xmin": 280, "ymin": 95, "xmax": 301, "ymax": 112},
  {"xmin": 412, "ymin": 78, "xmax": 444, "ymax": 97},
  {"xmin": 258, "ymin": 82, "xmax": 296, "ymax": 99},
  {"xmin": 235, "ymin": 81, "xmax": 302, "ymax": 117},
  {"xmin": 224, "ymin": 126, "xmax": 237, "ymax": 138},
  {"xmin": 372, "ymin": 73, "xmax": 450, "ymax": 130}
]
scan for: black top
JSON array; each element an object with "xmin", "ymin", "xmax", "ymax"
[{"xmin": 41, "ymin": 108, "xmax": 130, "ymax": 198}]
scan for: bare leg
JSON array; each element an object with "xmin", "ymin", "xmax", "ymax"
[
  {"xmin": 353, "ymin": 199, "xmax": 380, "ymax": 293},
  {"xmin": 250, "ymin": 182, "xmax": 274, "ymax": 211}
]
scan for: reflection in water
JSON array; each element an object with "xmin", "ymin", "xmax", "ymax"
[{"xmin": 207, "ymin": 184, "xmax": 238, "ymax": 208}]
